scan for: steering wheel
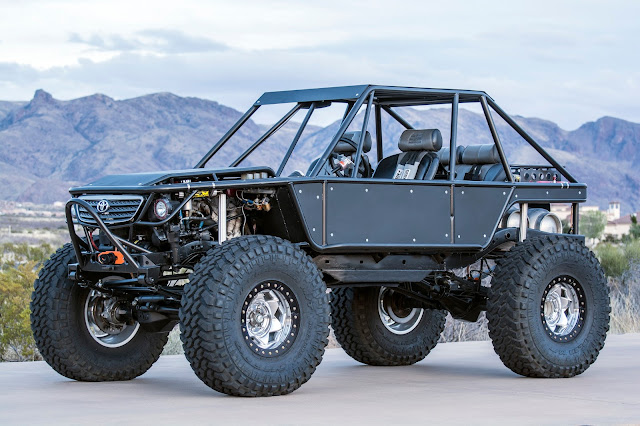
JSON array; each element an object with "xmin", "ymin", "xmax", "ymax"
[{"xmin": 328, "ymin": 152, "xmax": 371, "ymax": 178}]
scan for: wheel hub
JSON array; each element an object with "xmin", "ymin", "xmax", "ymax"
[
  {"xmin": 246, "ymin": 299, "xmax": 273, "ymax": 338},
  {"xmin": 84, "ymin": 287, "xmax": 139, "ymax": 348},
  {"xmin": 541, "ymin": 275, "xmax": 586, "ymax": 342},
  {"xmin": 241, "ymin": 281, "xmax": 300, "ymax": 357},
  {"xmin": 94, "ymin": 297, "xmax": 125, "ymax": 334},
  {"xmin": 378, "ymin": 287, "xmax": 424, "ymax": 335}
]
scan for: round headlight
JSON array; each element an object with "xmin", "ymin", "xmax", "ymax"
[
  {"xmin": 154, "ymin": 198, "xmax": 171, "ymax": 220},
  {"xmin": 539, "ymin": 212, "xmax": 562, "ymax": 234}
]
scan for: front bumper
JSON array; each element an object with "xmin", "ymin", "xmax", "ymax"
[{"xmin": 65, "ymin": 198, "xmax": 163, "ymax": 283}]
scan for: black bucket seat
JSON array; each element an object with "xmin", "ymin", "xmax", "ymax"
[
  {"xmin": 454, "ymin": 144, "xmax": 507, "ymax": 181},
  {"xmin": 372, "ymin": 129, "xmax": 442, "ymax": 180}
]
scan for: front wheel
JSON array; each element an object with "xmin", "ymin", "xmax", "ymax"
[
  {"xmin": 487, "ymin": 236, "xmax": 610, "ymax": 378},
  {"xmin": 179, "ymin": 235, "xmax": 330, "ymax": 397},
  {"xmin": 31, "ymin": 244, "xmax": 169, "ymax": 381}
]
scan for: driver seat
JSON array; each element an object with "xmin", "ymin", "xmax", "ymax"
[
  {"xmin": 372, "ymin": 129, "xmax": 443, "ymax": 179},
  {"xmin": 306, "ymin": 131, "xmax": 373, "ymax": 177}
]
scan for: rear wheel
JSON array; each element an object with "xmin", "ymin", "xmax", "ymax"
[
  {"xmin": 331, "ymin": 286, "xmax": 446, "ymax": 366},
  {"xmin": 179, "ymin": 235, "xmax": 330, "ymax": 397},
  {"xmin": 31, "ymin": 244, "xmax": 169, "ymax": 381},
  {"xmin": 487, "ymin": 236, "xmax": 610, "ymax": 378}
]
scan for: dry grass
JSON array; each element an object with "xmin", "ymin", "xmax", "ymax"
[
  {"xmin": 161, "ymin": 327, "xmax": 185, "ymax": 356},
  {"xmin": 440, "ymin": 313, "xmax": 490, "ymax": 343},
  {"xmin": 607, "ymin": 262, "xmax": 640, "ymax": 334}
]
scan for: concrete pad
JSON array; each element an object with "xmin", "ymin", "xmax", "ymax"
[{"xmin": 1, "ymin": 334, "xmax": 639, "ymax": 425}]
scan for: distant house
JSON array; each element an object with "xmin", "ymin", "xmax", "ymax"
[
  {"xmin": 604, "ymin": 212, "xmax": 638, "ymax": 240},
  {"xmin": 581, "ymin": 205, "xmax": 602, "ymax": 214},
  {"xmin": 607, "ymin": 201, "xmax": 621, "ymax": 221},
  {"xmin": 550, "ymin": 204, "xmax": 572, "ymax": 222},
  {"xmin": 551, "ymin": 201, "xmax": 635, "ymax": 240}
]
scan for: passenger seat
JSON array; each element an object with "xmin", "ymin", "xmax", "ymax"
[
  {"xmin": 373, "ymin": 129, "xmax": 442, "ymax": 180},
  {"xmin": 454, "ymin": 144, "xmax": 507, "ymax": 181},
  {"xmin": 437, "ymin": 146, "xmax": 464, "ymax": 178}
]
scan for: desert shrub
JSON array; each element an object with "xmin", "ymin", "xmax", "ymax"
[
  {"xmin": 1, "ymin": 242, "xmax": 53, "ymax": 268},
  {"xmin": 623, "ymin": 239, "xmax": 640, "ymax": 263},
  {"xmin": 0, "ymin": 243, "xmax": 54, "ymax": 361},
  {"xmin": 596, "ymin": 243, "xmax": 627, "ymax": 277},
  {"xmin": 630, "ymin": 215, "xmax": 640, "ymax": 240},
  {"xmin": 596, "ymin": 240, "xmax": 640, "ymax": 278},
  {"xmin": 161, "ymin": 326, "xmax": 185, "ymax": 355},
  {"xmin": 581, "ymin": 210, "xmax": 607, "ymax": 240},
  {"xmin": 607, "ymin": 262, "xmax": 640, "ymax": 334},
  {"xmin": 0, "ymin": 262, "xmax": 41, "ymax": 361},
  {"xmin": 440, "ymin": 313, "xmax": 489, "ymax": 343}
]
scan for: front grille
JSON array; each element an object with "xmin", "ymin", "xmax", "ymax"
[{"xmin": 77, "ymin": 195, "xmax": 144, "ymax": 225}]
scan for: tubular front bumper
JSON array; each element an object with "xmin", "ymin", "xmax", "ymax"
[{"xmin": 65, "ymin": 198, "xmax": 162, "ymax": 283}]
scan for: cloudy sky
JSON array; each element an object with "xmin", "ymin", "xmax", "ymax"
[{"xmin": 1, "ymin": 0, "xmax": 638, "ymax": 129}]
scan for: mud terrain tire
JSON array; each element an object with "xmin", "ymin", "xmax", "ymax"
[
  {"xmin": 487, "ymin": 236, "xmax": 610, "ymax": 378},
  {"xmin": 31, "ymin": 243, "xmax": 169, "ymax": 381},
  {"xmin": 179, "ymin": 235, "xmax": 330, "ymax": 397},
  {"xmin": 331, "ymin": 286, "xmax": 446, "ymax": 366}
]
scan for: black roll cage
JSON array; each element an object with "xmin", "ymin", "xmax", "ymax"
[
  {"xmin": 194, "ymin": 84, "xmax": 576, "ymax": 184},
  {"xmin": 64, "ymin": 84, "xmax": 586, "ymax": 281}
]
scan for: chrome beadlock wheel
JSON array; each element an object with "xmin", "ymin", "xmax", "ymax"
[
  {"xmin": 241, "ymin": 281, "xmax": 300, "ymax": 357},
  {"xmin": 378, "ymin": 287, "xmax": 424, "ymax": 335},
  {"xmin": 84, "ymin": 289, "xmax": 140, "ymax": 348},
  {"xmin": 541, "ymin": 275, "xmax": 586, "ymax": 342}
]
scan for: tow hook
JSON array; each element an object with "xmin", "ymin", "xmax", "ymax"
[{"xmin": 97, "ymin": 251, "xmax": 125, "ymax": 265}]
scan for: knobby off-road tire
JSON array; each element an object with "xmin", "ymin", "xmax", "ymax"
[
  {"xmin": 31, "ymin": 243, "xmax": 169, "ymax": 381},
  {"xmin": 331, "ymin": 286, "xmax": 446, "ymax": 366},
  {"xmin": 487, "ymin": 236, "xmax": 610, "ymax": 378},
  {"xmin": 179, "ymin": 235, "xmax": 330, "ymax": 397}
]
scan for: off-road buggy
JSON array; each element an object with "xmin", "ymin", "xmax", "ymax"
[{"xmin": 31, "ymin": 85, "xmax": 610, "ymax": 396}]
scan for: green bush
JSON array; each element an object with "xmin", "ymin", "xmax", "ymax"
[
  {"xmin": 595, "ymin": 240, "xmax": 640, "ymax": 334},
  {"xmin": 596, "ymin": 240, "xmax": 640, "ymax": 278},
  {"xmin": 630, "ymin": 215, "xmax": 640, "ymax": 240},
  {"xmin": 581, "ymin": 210, "xmax": 607, "ymax": 240},
  {"xmin": 1, "ymin": 242, "xmax": 53, "ymax": 268},
  {"xmin": 624, "ymin": 240, "xmax": 640, "ymax": 263},
  {"xmin": 0, "ymin": 243, "xmax": 55, "ymax": 361},
  {"xmin": 608, "ymin": 262, "xmax": 640, "ymax": 334},
  {"xmin": 0, "ymin": 262, "xmax": 40, "ymax": 361},
  {"xmin": 596, "ymin": 243, "xmax": 627, "ymax": 277}
]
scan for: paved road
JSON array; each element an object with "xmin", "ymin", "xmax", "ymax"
[{"xmin": 1, "ymin": 334, "xmax": 639, "ymax": 425}]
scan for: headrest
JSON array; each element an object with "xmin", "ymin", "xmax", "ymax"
[
  {"xmin": 438, "ymin": 146, "xmax": 464, "ymax": 166},
  {"xmin": 398, "ymin": 129, "xmax": 442, "ymax": 152},
  {"xmin": 460, "ymin": 144, "xmax": 500, "ymax": 164},
  {"xmin": 334, "ymin": 131, "xmax": 372, "ymax": 154}
]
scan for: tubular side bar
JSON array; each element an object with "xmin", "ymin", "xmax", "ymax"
[{"xmin": 486, "ymin": 98, "xmax": 577, "ymax": 183}]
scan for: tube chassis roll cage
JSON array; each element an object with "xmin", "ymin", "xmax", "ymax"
[
  {"xmin": 194, "ymin": 84, "xmax": 581, "ymax": 234},
  {"xmin": 65, "ymin": 84, "xmax": 586, "ymax": 288},
  {"xmin": 196, "ymin": 85, "xmax": 576, "ymax": 181}
]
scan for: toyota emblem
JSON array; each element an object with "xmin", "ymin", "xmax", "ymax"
[{"xmin": 96, "ymin": 199, "xmax": 110, "ymax": 213}]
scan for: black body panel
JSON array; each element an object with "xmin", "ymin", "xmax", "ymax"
[
  {"xmin": 324, "ymin": 182, "xmax": 451, "ymax": 246},
  {"xmin": 72, "ymin": 166, "xmax": 275, "ymax": 193},
  {"xmin": 453, "ymin": 185, "xmax": 511, "ymax": 245}
]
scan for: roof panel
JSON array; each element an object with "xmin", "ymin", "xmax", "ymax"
[
  {"xmin": 255, "ymin": 85, "xmax": 491, "ymax": 106},
  {"xmin": 256, "ymin": 85, "xmax": 369, "ymax": 105}
]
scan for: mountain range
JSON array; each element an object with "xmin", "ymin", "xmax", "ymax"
[{"xmin": 0, "ymin": 90, "xmax": 638, "ymax": 214}]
